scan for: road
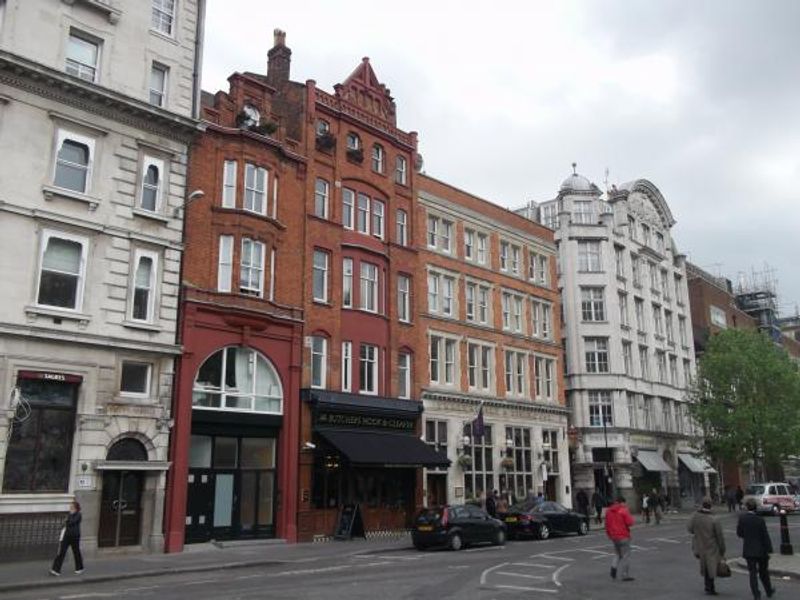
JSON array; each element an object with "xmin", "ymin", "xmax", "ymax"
[{"xmin": 6, "ymin": 512, "xmax": 799, "ymax": 600}]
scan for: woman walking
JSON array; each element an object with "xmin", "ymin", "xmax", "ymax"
[
  {"xmin": 50, "ymin": 501, "xmax": 84, "ymax": 576},
  {"xmin": 688, "ymin": 497, "xmax": 726, "ymax": 596}
]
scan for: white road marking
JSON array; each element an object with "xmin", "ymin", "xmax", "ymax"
[
  {"xmin": 577, "ymin": 549, "xmax": 614, "ymax": 556},
  {"xmin": 60, "ymin": 595, "xmax": 115, "ymax": 599},
  {"xmin": 495, "ymin": 571, "xmax": 546, "ymax": 580},
  {"xmin": 479, "ymin": 562, "xmax": 509, "ymax": 585},
  {"xmin": 352, "ymin": 554, "xmax": 422, "ymax": 561},
  {"xmin": 180, "ymin": 579, "xmax": 217, "ymax": 586},
  {"xmin": 466, "ymin": 546, "xmax": 504, "ymax": 553},
  {"xmin": 552, "ymin": 564, "xmax": 571, "ymax": 587},
  {"xmin": 539, "ymin": 554, "xmax": 574, "ymax": 561},
  {"xmin": 630, "ymin": 544, "xmax": 656, "ymax": 551},
  {"xmin": 493, "ymin": 584, "xmax": 557, "ymax": 593},
  {"xmin": 511, "ymin": 562, "xmax": 557, "ymax": 569},
  {"xmin": 651, "ymin": 537, "xmax": 682, "ymax": 543}
]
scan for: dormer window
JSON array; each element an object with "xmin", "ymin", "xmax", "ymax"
[
  {"xmin": 346, "ymin": 132, "xmax": 361, "ymax": 151},
  {"xmin": 240, "ymin": 104, "xmax": 260, "ymax": 129}
]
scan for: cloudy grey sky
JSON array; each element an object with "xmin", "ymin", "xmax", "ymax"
[{"xmin": 202, "ymin": 0, "xmax": 799, "ymax": 312}]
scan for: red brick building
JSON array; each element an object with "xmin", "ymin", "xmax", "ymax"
[
  {"xmin": 163, "ymin": 52, "xmax": 307, "ymax": 551},
  {"xmin": 416, "ymin": 176, "xmax": 569, "ymax": 508}
]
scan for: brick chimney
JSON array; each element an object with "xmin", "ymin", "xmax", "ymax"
[{"xmin": 267, "ymin": 29, "xmax": 291, "ymax": 85}]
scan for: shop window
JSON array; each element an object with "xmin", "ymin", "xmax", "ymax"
[
  {"xmin": 462, "ymin": 423, "xmax": 494, "ymax": 501},
  {"xmin": 501, "ymin": 427, "xmax": 533, "ymax": 501},
  {"xmin": 425, "ymin": 419, "xmax": 448, "ymax": 471},
  {"xmin": 192, "ymin": 346, "xmax": 283, "ymax": 414},
  {"xmin": 2, "ymin": 376, "xmax": 78, "ymax": 493}
]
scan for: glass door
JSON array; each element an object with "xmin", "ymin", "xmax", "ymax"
[
  {"xmin": 240, "ymin": 437, "xmax": 276, "ymax": 537},
  {"xmin": 98, "ymin": 470, "xmax": 143, "ymax": 547}
]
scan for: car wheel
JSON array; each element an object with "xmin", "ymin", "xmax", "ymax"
[
  {"xmin": 538, "ymin": 524, "xmax": 550, "ymax": 540},
  {"xmin": 413, "ymin": 541, "xmax": 426, "ymax": 551},
  {"xmin": 493, "ymin": 529, "xmax": 506, "ymax": 546},
  {"xmin": 577, "ymin": 520, "xmax": 588, "ymax": 536},
  {"xmin": 449, "ymin": 532, "xmax": 463, "ymax": 551}
]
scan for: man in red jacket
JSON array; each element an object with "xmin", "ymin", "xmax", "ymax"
[{"xmin": 605, "ymin": 495, "xmax": 635, "ymax": 582}]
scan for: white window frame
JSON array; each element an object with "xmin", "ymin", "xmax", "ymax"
[
  {"xmin": 511, "ymin": 245, "xmax": 521, "ymax": 276},
  {"xmin": 619, "ymin": 292, "xmax": 629, "ymax": 327},
  {"xmin": 359, "ymin": 344, "xmax": 378, "ymax": 395},
  {"xmin": 372, "ymin": 199, "xmax": 384, "ymax": 239},
  {"xmin": 356, "ymin": 193, "xmax": 370, "ymax": 234},
  {"xmin": 149, "ymin": 62, "xmax": 168, "ymax": 107},
  {"xmin": 464, "ymin": 229, "xmax": 475, "ymax": 260},
  {"xmin": 341, "ymin": 341, "xmax": 352, "ymax": 392},
  {"xmin": 468, "ymin": 341, "xmax": 494, "ymax": 392},
  {"xmin": 639, "ymin": 346, "xmax": 650, "ymax": 379},
  {"xmin": 342, "ymin": 257, "xmax": 353, "ymax": 308},
  {"xmin": 588, "ymin": 390, "xmax": 613, "ymax": 427},
  {"xmin": 217, "ymin": 235, "xmax": 233, "ymax": 292},
  {"xmin": 371, "ymin": 144, "xmax": 384, "ymax": 173},
  {"xmin": 151, "ymin": 0, "xmax": 176, "ymax": 36},
  {"xmin": 269, "ymin": 248, "xmax": 276, "ymax": 301},
  {"xmin": 222, "ymin": 160, "xmax": 237, "ymax": 208},
  {"xmin": 314, "ymin": 178, "xmax": 329, "ymax": 219},
  {"xmin": 53, "ymin": 129, "xmax": 95, "ymax": 194},
  {"xmin": 397, "ymin": 274, "xmax": 410, "ymax": 323},
  {"xmin": 130, "ymin": 248, "xmax": 159, "ymax": 323},
  {"xmin": 240, "ymin": 237, "xmax": 265, "ymax": 297},
  {"xmin": 395, "ymin": 155, "xmax": 407, "ymax": 185},
  {"xmin": 35, "ymin": 229, "xmax": 89, "ymax": 312},
  {"xmin": 585, "ymin": 337, "xmax": 609, "ymax": 373},
  {"xmin": 360, "ymin": 262, "xmax": 379, "ymax": 313},
  {"xmin": 139, "ymin": 155, "xmax": 165, "ymax": 213},
  {"xmin": 477, "ymin": 233, "xmax": 488, "ymax": 265},
  {"xmin": 398, "ymin": 352, "xmax": 411, "ymax": 399},
  {"xmin": 66, "ymin": 30, "xmax": 100, "ymax": 83},
  {"xmin": 396, "ymin": 209, "xmax": 408, "ymax": 245},
  {"xmin": 312, "ymin": 249, "xmax": 329, "ymax": 303},
  {"xmin": 622, "ymin": 341, "xmax": 633, "ymax": 375},
  {"xmin": 342, "ymin": 188, "xmax": 355, "ymax": 229},
  {"xmin": 504, "ymin": 349, "xmax": 527, "ymax": 398},
  {"xmin": 311, "ymin": 336, "xmax": 327, "ymax": 389},
  {"xmin": 500, "ymin": 241, "xmax": 509, "ymax": 271},
  {"xmin": 577, "ymin": 240, "xmax": 602, "ymax": 272},
  {"xmin": 581, "ymin": 287, "xmax": 606, "ymax": 322},
  {"xmin": 430, "ymin": 334, "xmax": 458, "ymax": 387},
  {"xmin": 244, "ymin": 163, "xmax": 267, "ymax": 215},
  {"xmin": 120, "ymin": 361, "xmax": 152, "ymax": 397}
]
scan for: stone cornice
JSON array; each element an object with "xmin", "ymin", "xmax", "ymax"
[
  {"xmin": 421, "ymin": 389, "xmax": 569, "ymax": 417},
  {"xmin": 0, "ymin": 50, "xmax": 201, "ymax": 142}
]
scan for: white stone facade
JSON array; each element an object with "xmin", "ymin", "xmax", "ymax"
[
  {"xmin": 520, "ymin": 172, "xmax": 702, "ymax": 509},
  {"xmin": 0, "ymin": 0, "xmax": 202, "ymax": 555}
]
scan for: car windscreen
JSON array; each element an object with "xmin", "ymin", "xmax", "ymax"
[{"xmin": 746, "ymin": 485, "xmax": 765, "ymax": 495}]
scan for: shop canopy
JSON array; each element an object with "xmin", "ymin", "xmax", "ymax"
[
  {"xmin": 678, "ymin": 453, "xmax": 717, "ymax": 474},
  {"xmin": 635, "ymin": 450, "xmax": 673, "ymax": 472},
  {"xmin": 318, "ymin": 429, "xmax": 451, "ymax": 468}
]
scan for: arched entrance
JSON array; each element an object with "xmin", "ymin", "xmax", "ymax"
[
  {"xmin": 98, "ymin": 438, "xmax": 147, "ymax": 547},
  {"xmin": 186, "ymin": 346, "xmax": 283, "ymax": 543}
]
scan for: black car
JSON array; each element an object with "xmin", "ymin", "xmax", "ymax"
[
  {"xmin": 501, "ymin": 500, "xmax": 589, "ymax": 540},
  {"xmin": 412, "ymin": 504, "xmax": 506, "ymax": 550}
]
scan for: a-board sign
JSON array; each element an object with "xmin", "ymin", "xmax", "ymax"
[{"xmin": 334, "ymin": 503, "xmax": 365, "ymax": 540}]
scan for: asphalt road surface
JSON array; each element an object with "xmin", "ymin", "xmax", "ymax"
[{"xmin": 6, "ymin": 512, "xmax": 799, "ymax": 600}]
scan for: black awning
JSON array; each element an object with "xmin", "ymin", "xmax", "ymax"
[{"xmin": 318, "ymin": 429, "xmax": 450, "ymax": 468}]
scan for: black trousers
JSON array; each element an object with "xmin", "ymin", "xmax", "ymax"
[
  {"xmin": 52, "ymin": 536, "xmax": 83, "ymax": 573},
  {"xmin": 704, "ymin": 573, "xmax": 715, "ymax": 592},
  {"xmin": 746, "ymin": 557, "xmax": 772, "ymax": 598}
]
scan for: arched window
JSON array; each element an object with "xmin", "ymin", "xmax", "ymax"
[
  {"xmin": 55, "ymin": 139, "xmax": 90, "ymax": 192},
  {"xmin": 193, "ymin": 346, "xmax": 283, "ymax": 414},
  {"xmin": 141, "ymin": 164, "xmax": 160, "ymax": 211},
  {"xmin": 107, "ymin": 438, "xmax": 148, "ymax": 462}
]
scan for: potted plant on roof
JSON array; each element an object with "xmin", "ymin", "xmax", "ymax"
[
  {"xmin": 251, "ymin": 118, "xmax": 278, "ymax": 136},
  {"xmin": 457, "ymin": 454, "xmax": 473, "ymax": 469},
  {"xmin": 316, "ymin": 132, "xmax": 336, "ymax": 151},
  {"xmin": 346, "ymin": 146, "xmax": 364, "ymax": 163}
]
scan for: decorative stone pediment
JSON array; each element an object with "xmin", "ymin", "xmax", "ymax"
[{"xmin": 334, "ymin": 58, "xmax": 397, "ymax": 125}]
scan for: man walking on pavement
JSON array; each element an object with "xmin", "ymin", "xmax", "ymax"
[
  {"xmin": 605, "ymin": 495, "xmax": 635, "ymax": 582},
  {"xmin": 737, "ymin": 498, "xmax": 776, "ymax": 600},
  {"xmin": 592, "ymin": 488, "xmax": 606, "ymax": 524},
  {"xmin": 688, "ymin": 497, "xmax": 726, "ymax": 596}
]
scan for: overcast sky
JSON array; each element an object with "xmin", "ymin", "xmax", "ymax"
[{"xmin": 202, "ymin": 0, "xmax": 799, "ymax": 313}]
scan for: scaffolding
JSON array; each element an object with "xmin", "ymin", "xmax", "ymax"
[{"xmin": 734, "ymin": 265, "xmax": 781, "ymax": 341}]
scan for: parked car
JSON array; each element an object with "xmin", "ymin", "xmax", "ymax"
[
  {"xmin": 500, "ymin": 500, "xmax": 589, "ymax": 540},
  {"xmin": 412, "ymin": 504, "xmax": 506, "ymax": 550},
  {"xmin": 742, "ymin": 482, "xmax": 796, "ymax": 515}
]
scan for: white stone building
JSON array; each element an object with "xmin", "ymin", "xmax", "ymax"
[
  {"xmin": 0, "ymin": 0, "xmax": 203, "ymax": 557},
  {"xmin": 519, "ymin": 170, "xmax": 708, "ymax": 509}
]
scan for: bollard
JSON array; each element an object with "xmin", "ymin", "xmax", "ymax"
[{"xmin": 779, "ymin": 510, "xmax": 793, "ymax": 555}]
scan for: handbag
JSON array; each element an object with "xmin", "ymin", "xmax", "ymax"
[{"xmin": 716, "ymin": 559, "xmax": 731, "ymax": 578}]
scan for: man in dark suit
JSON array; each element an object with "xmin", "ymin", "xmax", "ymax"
[{"xmin": 737, "ymin": 498, "xmax": 775, "ymax": 599}]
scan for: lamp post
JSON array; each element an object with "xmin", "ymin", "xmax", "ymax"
[{"xmin": 602, "ymin": 412, "xmax": 614, "ymax": 500}]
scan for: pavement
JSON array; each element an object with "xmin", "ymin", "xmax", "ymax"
[{"xmin": 0, "ymin": 513, "xmax": 800, "ymax": 597}]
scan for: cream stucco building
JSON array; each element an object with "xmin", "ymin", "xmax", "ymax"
[
  {"xmin": 0, "ymin": 0, "xmax": 203, "ymax": 558},
  {"xmin": 518, "ymin": 169, "xmax": 711, "ymax": 509}
]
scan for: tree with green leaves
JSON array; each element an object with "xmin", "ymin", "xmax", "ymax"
[{"xmin": 689, "ymin": 328, "xmax": 800, "ymax": 481}]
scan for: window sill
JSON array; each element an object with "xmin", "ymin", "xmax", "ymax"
[
  {"xmin": 148, "ymin": 28, "xmax": 179, "ymax": 46},
  {"xmin": 122, "ymin": 320, "xmax": 163, "ymax": 332},
  {"xmin": 25, "ymin": 305, "xmax": 90, "ymax": 328},
  {"xmin": 42, "ymin": 184, "xmax": 100, "ymax": 211},
  {"xmin": 132, "ymin": 208, "xmax": 171, "ymax": 223},
  {"xmin": 312, "ymin": 299, "xmax": 332, "ymax": 307},
  {"xmin": 64, "ymin": 0, "xmax": 122, "ymax": 23}
]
